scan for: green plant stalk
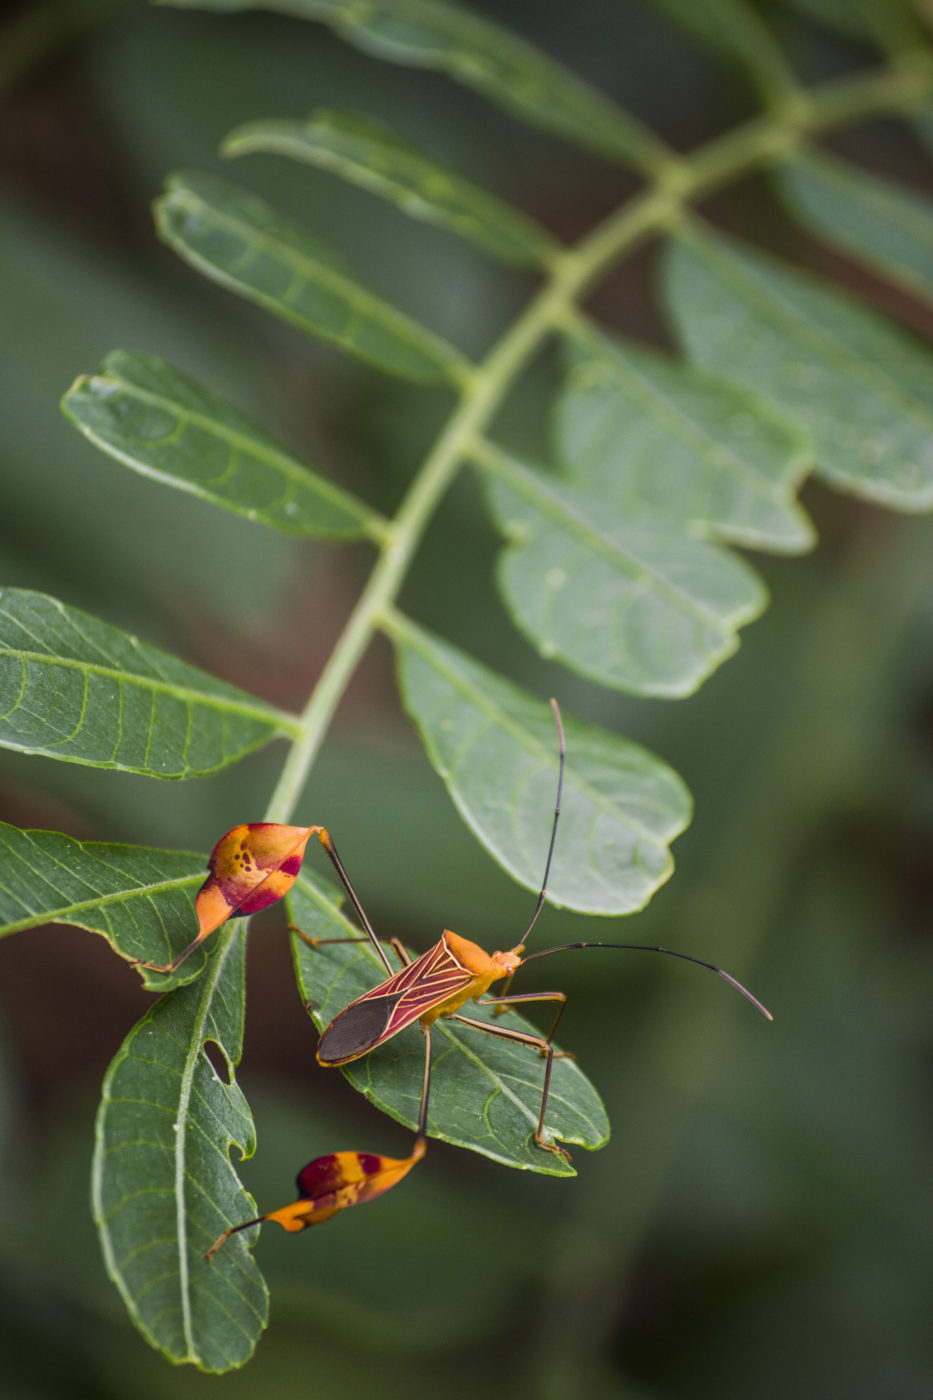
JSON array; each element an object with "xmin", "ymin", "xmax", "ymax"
[{"xmin": 262, "ymin": 50, "xmax": 933, "ymax": 834}]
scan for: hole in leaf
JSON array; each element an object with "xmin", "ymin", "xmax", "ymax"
[{"xmin": 204, "ymin": 1038, "xmax": 233, "ymax": 1085}]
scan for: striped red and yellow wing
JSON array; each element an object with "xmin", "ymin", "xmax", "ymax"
[{"xmin": 316, "ymin": 934, "xmax": 477, "ymax": 1065}]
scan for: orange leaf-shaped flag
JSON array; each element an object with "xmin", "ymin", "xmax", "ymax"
[
  {"xmin": 205, "ymin": 1137, "xmax": 427, "ymax": 1260},
  {"xmin": 138, "ymin": 822, "xmax": 319, "ymax": 974}
]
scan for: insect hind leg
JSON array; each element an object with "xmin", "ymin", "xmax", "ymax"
[
  {"xmin": 475, "ymin": 990, "xmax": 570, "ymax": 1054},
  {"xmin": 449, "ymin": 1011, "xmax": 570, "ymax": 1161}
]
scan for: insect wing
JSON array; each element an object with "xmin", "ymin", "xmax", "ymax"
[
  {"xmin": 317, "ymin": 992, "xmax": 407, "ymax": 1063},
  {"xmin": 317, "ymin": 936, "xmax": 474, "ymax": 1063}
]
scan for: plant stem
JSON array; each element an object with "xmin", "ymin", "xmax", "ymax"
[{"xmin": 264, "ymin": 50, "xmax": 933, "ymax": 827}]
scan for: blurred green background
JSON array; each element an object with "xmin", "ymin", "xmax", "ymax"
[{"xmin": 2, "ymin": 2, "xmax": 933, "ymax": 1396}]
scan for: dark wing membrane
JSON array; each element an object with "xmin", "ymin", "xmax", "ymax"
[
  {"xmin": 318, "ymin": 938, "xmax": 476, "ymax": 1063},
  {"xmin": 317, "ymin": 993, "xmax": 405, "ymax": 1063}
]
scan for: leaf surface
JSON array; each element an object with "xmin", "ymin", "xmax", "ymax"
[
  {"xmin": 63, "ymin": 350, "xmax": 380, "ymax": 539},
  {"xmin": 479, "ymin": 448, "xmax": 767, "ymax": 696},
  {"xmin": 154, "ymin": 172, "xmax": 466, "ymax": 383},
  {"xmin": 388, "ymin": 618, "xmax": 692, "ymax": 913},
  {"xmin": 223, "ymin": 111, "xmax": 558, "ymax": 266},
  {"xmin": 556, "ymin": 331, "xmax": 813, "ymax": 553},
  {"xmin": 289, "ymin": 872, "xmax": 609, "ymax": 1174},
  {"xmin": 0, "ymin": 821, "xmax": 213, "ymax": 987},
  {"xmin": 664, "ymin": 224, "xmax": 933, "ymax": 511},
  {"xmin": 162, "ymin": 0, "xmax": 668, "ymax": 170},
  {"xmin": 777, "ymin": 149, "xmax": 933, "ymax": 307},
  {"xmin": 93, "ymin": 930, "xmax": 268, "ymax": 1371},
  {"xmin": 0, "ymin": 589, "xmax": 293, "ymax": 777}
]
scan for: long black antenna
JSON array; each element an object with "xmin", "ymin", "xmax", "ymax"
[
  {"xmin": 520, "ymin": 941, "xmax": 773, "ymax": 1020},
  {"xmin": 519, "ymin": 698, "xmax": 565, "ymax": 948}
]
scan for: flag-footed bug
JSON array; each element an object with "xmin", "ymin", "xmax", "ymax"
[{"xmin": 206, "ymin": 700, "xmax": 770, "ymax": 1259}]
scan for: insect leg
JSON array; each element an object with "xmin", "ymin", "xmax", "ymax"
[
  {"xmin": 415, "ymin": 1022, "xmax": 432, "ymax": 1146},
  {"xmin": 449, "ymin": 1013, "xmax": 570, "ymax": 1161},
  {"xmin": 307, "ymin": 828, "xmax": 394, "ymax": 974},
  {"xmin": 206, "ymin": 1023, "xmax": 433, "ymax": 1263},
  {"xmin": 204, "ymin": 1131, "xmax": 429, "ymax": 1262},
  {"xmin": 289, "ymin": 925, "xmax": 411, "ymax": 969},
  {"xmin": 475, "ymin": 990, "xmax": 569, "ymax": 1048}
]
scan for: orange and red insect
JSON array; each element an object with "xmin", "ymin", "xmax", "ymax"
[{"xmin": 205, "ymin": 700, "xmax": 771, "ymax": 1261}]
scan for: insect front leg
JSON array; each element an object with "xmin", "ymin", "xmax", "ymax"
[
  {"xmin": 305, "ymin": 827, "xmax": 396, "ymax": 974},
  {"xmin": 290, "ymin": 924, "xmax": 411, "ymax": 969},
  {"xmin": 477, "ymin": 989, "xmax": 570, "ymax": 1052},
  {"xmin": 449, "ymin": 1012, "xmax": 571, "ymax": 1162}
]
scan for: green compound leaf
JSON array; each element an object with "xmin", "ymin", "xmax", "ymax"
[
  {"xmin": 776, "ymin": 149, "xmax": 933, "ymax": 307},
  {"xmin": 0, "ymin": 589, "xmax": 295, "ymax": 777},
  {"xmin": 388, "ymin": 617, "xmax": 692, "ymax": 914},
  {"xmin": 477, "ymin": 446, "xmax": 767, "ymax": 697},
  {"xmin": 664, "ymin": 224, "xmax": 933, "ymax": 512},
  {"xmin": 0, "ymin": 822, "xmax": 213, "ymax": 989},
  {"xmin": 223, "ymin": 110, "xmax": 559, "ymax": 268},
  {"xmin": 63, "ymin": 350, "xmax": 381, "ymax": 540},
  {"xmin": 161, "ymin": 0, "xmax": 669, "ymax": 172},
  {"xmin": 289, "ymin": 872, "xmax": 609, "ymax": 1174},
  {"xmin": 93, "ymin": 930, "xmax": 268, "ymax": 1371},
  {"xmin": 556, "ymin": 331, "xmax": 814, "ymax": 554},
  {"xmin": 154, "ymin": 171, "xmax": 467, "ymax": 383}
]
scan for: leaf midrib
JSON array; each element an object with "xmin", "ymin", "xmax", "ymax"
[
  {"xmin": 0, "ymin": 648, "xmax": 296, "ymax": 729},
  {"xmin": 238, "ymin": 120, "xmax": 554, "ymax": 258},
  {"xmin": 389, "ymin": 614, "xmax": 679, "ymax": 848},
  {"xmin": 165, "ymin": 187, "xmax": 466, "ymax": 375},
  {"xmin": 0, "ymin": 872, "xmax": 202, "ymax": 936},
  {"xmin": 682, "ymin": 222, "xmax": 933, "ymax": 429},
  {"xmin": 77, "ymin": 372, "xmax": 378, "ymax": 528},
  {"xmin": 487, "ymin": 449, "xmax": 748, "ymax": 629},
  {"xmin": 173, "ymin": 933, "xmax": 238, "ymax": 1359},
  {"xmin": 586, "ymin": 345, "xmax": 804, "ymax": 505}
]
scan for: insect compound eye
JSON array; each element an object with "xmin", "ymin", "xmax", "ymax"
[{"xmin": 317, "ymin": 993, "xmax": 405, "ymax": 1063}]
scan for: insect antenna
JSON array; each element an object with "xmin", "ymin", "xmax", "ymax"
[
  {"xmin": 518, "ymin": 698, "xmax": 565, "ymax": 949},
  {"xmin": 520, "ymin": 942, "xmax": 773, "ymax": 1020}
]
